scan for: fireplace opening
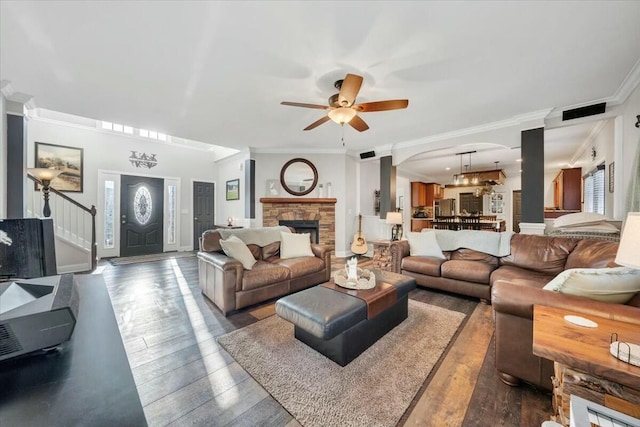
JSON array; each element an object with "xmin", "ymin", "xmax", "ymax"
[{"xmin": 279, "ymin": 220, "xmax": 320, "ymax": 244}]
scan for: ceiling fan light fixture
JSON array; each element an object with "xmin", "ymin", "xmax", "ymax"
[{"xmin": 328, "ymin": 107, "xmax": 357, "ymax": 125}]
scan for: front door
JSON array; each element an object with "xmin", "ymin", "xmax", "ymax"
[
  {"xmin": 193, "ymin": 181, "xmax": 215, "ymax": 250},
  {"xmin": 120, "ymin": 175, "xmax": 164, "ymax": 257},
  {"xmin": 513, "ymin": 190, "xmax": 522, "ymax": 233}
]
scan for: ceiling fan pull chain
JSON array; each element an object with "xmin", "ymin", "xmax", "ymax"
[{"xmin": 341, "ymin": 124, "xmax": 345, "ymax": 146}]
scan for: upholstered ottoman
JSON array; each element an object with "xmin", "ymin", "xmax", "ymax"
[{"xmin": 275, "ymin": 270, "xmax": 416, "ymax": 366}]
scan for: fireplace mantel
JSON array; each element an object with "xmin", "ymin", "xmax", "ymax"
[{"xmin": 259, "ymin": 198, "xmax": 336, "ymax": 204}]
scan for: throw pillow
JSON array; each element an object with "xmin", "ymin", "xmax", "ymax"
[
  {"xmin": 280, "ymin": 232, "xmax": 314, "ymax": 259},
  {"xmin": 553, "ymin": 212, "xmax": 606, "ymax": 228},
  {"xmin": 219, "ymin": 235, "xmax": 257, "ymax": 270},
  {"xmin": 406, "ymin": 231, "xmax": 446, "ymax": 259},
  {"xmin": 542, "ymin": 267, "xmax": 640, "ymax": 304},
  {"xmin": 558, "ymin": 223, "xmax": 619, "ymax": 233}
]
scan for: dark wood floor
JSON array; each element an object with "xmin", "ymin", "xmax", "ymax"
[{"xmin": 98, "ymin": 254, "xmax": 552, "ymax": 426}]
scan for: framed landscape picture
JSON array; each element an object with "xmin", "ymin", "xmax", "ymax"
[
  {"xmin": 226, "ymin": 179, "xmax": 240, "ymax": 200},
  {"xmin": 35, "ymin": 142, "xmax": 84, "ymax": 192}
]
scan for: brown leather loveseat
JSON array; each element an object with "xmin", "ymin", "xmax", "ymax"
[
  {"xmin": 390, "ymin": 232, "xmax": 640, "ymax": 389},
  {"xmin": 197, "ymin": 226, "xmax": 331, "ymax": 316}
]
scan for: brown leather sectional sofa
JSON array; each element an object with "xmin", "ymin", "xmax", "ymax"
[
  {"xmin": 390, "ymin": 233, "xmax": 640, "ymax": 390},
  {"xmin": 197, "ymin": 227, "xmax": 332, "ymax": 316}
]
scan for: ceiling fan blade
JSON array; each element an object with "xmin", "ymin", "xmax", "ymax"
[
  {"xmin": 348, "ymin": 115, "xmax": 369, "ymax": 132},
  {"xmin": 354, "ymin": 99, "xmax": 409, "ymax": 112},
  {"xmin": 338, "ymin": 74, "xmax": 363, "ymax": 107},
  {"xmin": 281, "ymin": 101, "xmax": 330, "ymax": 110},
  {"xmin": 303, "ymin": 115, "xmax": 331, "ymax": 131}
]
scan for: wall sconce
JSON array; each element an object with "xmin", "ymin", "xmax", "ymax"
[
  {"xmin": 386, "ymin": 211, "xmax": 403, "ymax": 241},
  {"xmin": 27, "ymin": 168, "xmax": 62, "ymax": 217}
]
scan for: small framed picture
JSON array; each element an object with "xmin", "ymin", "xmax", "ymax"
[{"xmin": 226, "ymin": 179, "xmax": 240, "ymax": 200}]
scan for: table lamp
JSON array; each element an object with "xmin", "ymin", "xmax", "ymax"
[
  {"xmin": 615, "ymin": 212, "xmax": 640, "ymax": 269},
  {"xmin": 386, "ymin": 212, "xmax": 403, "ymax": 241}
]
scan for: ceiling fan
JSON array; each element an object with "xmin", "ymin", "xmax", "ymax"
[{"xmin": 281, "ymin": 73, "xmax": 409, "ymax": 132}]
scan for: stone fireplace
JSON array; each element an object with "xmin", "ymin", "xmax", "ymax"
[{"xmin": 260, "ymin": 198, "xmax": 336, "ymax": 247}]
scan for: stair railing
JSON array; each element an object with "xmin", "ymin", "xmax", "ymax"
[{"xmin": 27, "ymin": 174, "xmax": 97, "ymax": 272}]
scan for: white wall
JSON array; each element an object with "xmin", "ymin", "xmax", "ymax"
[
  {"xmin": 621, "ymin": 82, "xmax": 640, "ymax": 214},
  {"xmin": 215, "ymin": 151, "xmax": 249, "ymax": 227},
  {"xmin": 26, "ymin": 118, "xmax": 219, "ymax": 254}
]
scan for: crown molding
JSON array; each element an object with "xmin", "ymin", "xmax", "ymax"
[
  {"xmin": 392, "ymin": 108, "xmax": 552, "ymax": 152},
  {"xmin": 547, "ymin": 58, "xmax": 640, "ymax": 120},
  {"xmin": 569, "ymin": 119, "xmax": 609, "ymax": 165},
  {"xmin": 252, "ymin": 147, "xmax": 346, "ymax": 155}
]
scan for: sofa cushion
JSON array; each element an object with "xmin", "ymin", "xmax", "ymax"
[
  {"xmin": 242, "ymin": 261, "xmax": 290, "ymax": 291},
  {"xmin": 406, "ymin": 231, "xmax": 446, "ymax": 258},
  {"xmin": 441, "ymin": 260, "xmax": 496, "ymax": 284},
  {"xmin": 220, "ymin": 235, "xmax": 257, "ymax": 270},
  {"xmin": 543, "ymin": 267, "xmax": 640, "ymax": 304},
  {"xmin": 280, "ymin": 232, "xmax": 314, "ymax": 259},
  {"xmin": 490, "ymin": 265, "xmax": 555, "ymax": 288},
  {"xmin": 277, "ymin": 256, "xmax": 325, "ymax": 279},
  {"xmin": 246, "ymin": 244, "xmax": 263, "ymax": 260},
  {"xmin": 500, "ymin": 234, "xmax": 579, "ymax": 275},
  {"xmin": 262, "ymin": 241, "xmax": 280, "ymax": 259},
  {"xmin": 401, "ymin": 256, "xmax": 446, "ymax": 277},
  {"xmin": 450, "ymin": 248, "xmax": 499, "ymax": 267},
  {"xmin": 564, "ymin": 239, "xmax": 619, "ymax": 270}
]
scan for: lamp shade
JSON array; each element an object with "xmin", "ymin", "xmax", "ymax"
[
  {"xmin": 615, "ymin": 212, "xmax": 640, "ymax": 269},
  {"xmin": 386, "ymin": 212, "xmax": 403, "ymax": 225},
  {"xmin": 27, "ymin": 168, "xmax": 63, "ymax": 182},
  {"xmin": 328, "ymin": 107, "xmax": 357, "ymax": 125}
]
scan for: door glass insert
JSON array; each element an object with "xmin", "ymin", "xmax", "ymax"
[
  {"xmin": 134, "ymin": 186, "xmax": 152, "ymax": 225},
  {"xmin": 104, "ymin": 180, "xmax": 115, "ymax": 248},
  {"xmin": 167, "ymin": 185, "xmax": 176, "ymax": 244}
]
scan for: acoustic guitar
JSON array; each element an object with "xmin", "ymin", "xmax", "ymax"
[{"xmin": 351, "ymin": 214, "xmax": 368, "ymax": 255}]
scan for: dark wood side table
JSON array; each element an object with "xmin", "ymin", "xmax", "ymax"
[
  {"xmin": 532, "ymin": 305, "xmax": 640, "ymax": 425},
  {"xmin": 213, "ymin": 224, "xmax": 243, "ymax": 229}
]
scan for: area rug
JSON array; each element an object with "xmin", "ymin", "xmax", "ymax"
[
  {"xmin": 217, "ymin": 300, "xmax": 465, "ymax": 427},
  {"xmin": 107, "ymin": 251, "xmax": 196, "ymax": 266}
]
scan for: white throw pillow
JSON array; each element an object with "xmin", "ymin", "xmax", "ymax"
[
  {"xmin": 553, "ymin": 212, "xmax": 606, "ymax": 228},
  {"xmin": 406, "ymin": 231, "xmax": 445, "ymax": 259},
  {"xmin": 542, "ymin": 267, "xmax": 640, "ymax": 304},
  {"xmin": 280, "ymin": 232, "xmax": 314, "ymax": 259},
  {"xmin": 219, "ymin": 235, "xmax": 257, "ymax": 270}
]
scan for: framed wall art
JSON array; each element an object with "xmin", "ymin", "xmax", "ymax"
[
  {"xmin": 608, "ymin": 162, "xmax": 614, "ymax": 193},
  {"xmin": 35, "ymin": 142, "xmax": 84, "ymax": 192},
  {"xmin": 226, "ymin": 179, "xmax": 240, "ymax": 200}
]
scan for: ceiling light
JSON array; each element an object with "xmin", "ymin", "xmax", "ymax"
[
  {"xmin": 328, "ymin": 107, "xmax": 357, "ymax": 125},
  {"xmin": 516, "ymin": 158, "xmax": 522, "ymax": 162}
]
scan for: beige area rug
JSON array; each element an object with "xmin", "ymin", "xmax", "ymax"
[
  {"xmin": 107, "ymin": 251, "xmax": 196, "ymax": 265},
  {"xmin": 217, "ymin": 300, "xmax": 466, "ymax": 427}
]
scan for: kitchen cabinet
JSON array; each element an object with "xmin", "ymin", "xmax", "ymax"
[
  {"xmin": 411, "ymin": 182, "xmax": 443, "ymax": 207},
  {"xmin": 411, "ymin": 182, "xmax": 427, "ymax": 207},
  {"xmin": 411, "ymin": 219, "xmax": 432, "ymax": 232},
  {"xmin": 553, "ymin": 168, "xmax": 582, "ymax": 211}
]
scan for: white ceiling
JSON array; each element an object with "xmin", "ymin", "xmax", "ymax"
[{"xmin": 2, "ymin": 1, "xmax": 639, "ymax": 180}]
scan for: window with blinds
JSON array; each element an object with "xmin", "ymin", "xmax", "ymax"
[{"xmin": 583, "ymin": 165, "xmax": 605, "ymax": 214}]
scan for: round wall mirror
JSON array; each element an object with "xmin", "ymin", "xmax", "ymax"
[{"xmin": 280, "ymin": 158, "xmax": 318, "ymax": 196}]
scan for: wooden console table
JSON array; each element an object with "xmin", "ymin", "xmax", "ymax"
[{"xmin": 532, "ymin": 305, "xmax": 640, "ymax": 425}]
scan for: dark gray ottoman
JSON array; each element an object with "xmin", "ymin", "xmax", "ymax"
[{"xmin": 275, "ymin": 271, "xmax": 416, "ymax": 366}]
